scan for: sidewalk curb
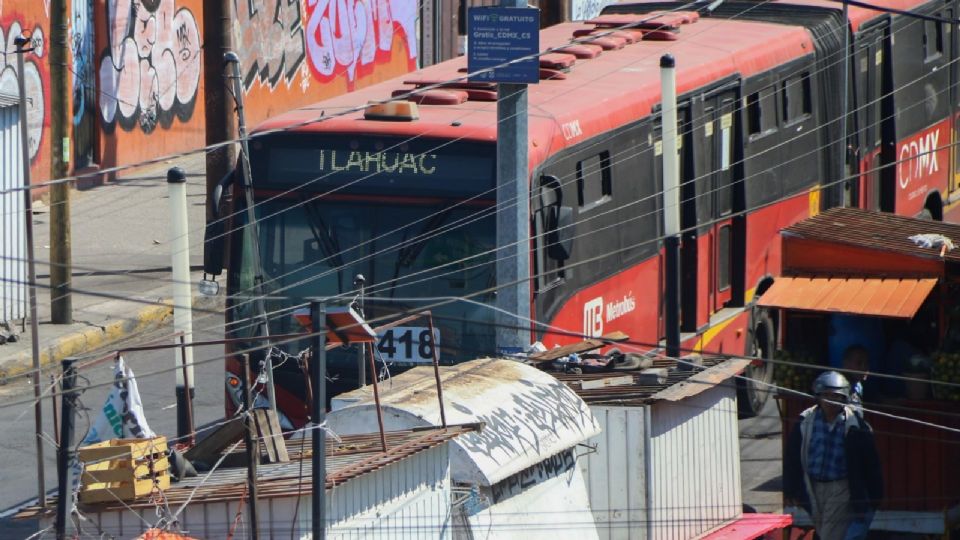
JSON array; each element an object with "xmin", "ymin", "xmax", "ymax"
[{"xmin": 0, "ymin": 302, "xmax": 174, "ymax": 383}]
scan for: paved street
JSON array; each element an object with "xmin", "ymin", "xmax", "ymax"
[{"xmin": 739, "ymin": 398, "xmax": 784, "ymax": 515}]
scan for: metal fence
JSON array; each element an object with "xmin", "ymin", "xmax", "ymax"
[{"xmin": 0, "ymin": 96, "xmax": 26, "ymax": 325}]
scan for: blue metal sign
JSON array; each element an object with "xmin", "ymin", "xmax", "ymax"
[{"xmin": 468, "ymin": 7, "xmax": 540, "ymax": 84}]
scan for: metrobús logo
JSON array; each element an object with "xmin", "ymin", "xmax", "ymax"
[{"xmin": 583, "ymin": 293, "xmax": 636, "ymax": 337}]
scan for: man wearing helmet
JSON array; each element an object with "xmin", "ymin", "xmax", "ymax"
[{"xmin": 784, "ymin": 371, "xmax": 883, "ymax": 540}]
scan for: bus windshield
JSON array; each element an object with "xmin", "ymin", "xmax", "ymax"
[{"xmin": 230, "ymin": 135, "xmax": 498, "ymax": 376}]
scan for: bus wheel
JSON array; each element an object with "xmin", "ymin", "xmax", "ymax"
[{"xmin": 737, "ymin": 309, "xmax": 775, "ymax": 418}]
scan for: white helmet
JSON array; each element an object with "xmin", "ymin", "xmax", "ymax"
[{"xmin": 812, "ymin": 370, "xmax": 851, "ymax": 400}]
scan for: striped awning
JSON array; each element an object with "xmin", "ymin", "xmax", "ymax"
[{"xmin": 756, "ymin": 277, "xmax": 938, "ymax": 319}]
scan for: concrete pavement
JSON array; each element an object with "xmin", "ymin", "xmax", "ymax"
[{"xmin": 0, "ymin": 151, "xmax": 220, "ymax": 382}]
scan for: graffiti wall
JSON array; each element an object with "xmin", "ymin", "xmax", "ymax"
[
  {"xmin": 93, "ymin": 0, "xmax": 205, "ymax": 172},
  {"xmin": 0, "ymin": 3, "xmax": 51, "ymax": 186},
  {"xmin": 71, "ymin": 0, "xmax": 96, "ymax": 167},
  {"xmin": 1, "ymin": 0, "xmax": 420, "ymax": 189},
  {"xmin": 236, "ymin": 0, "xmax": 419, "ymax": 127}
]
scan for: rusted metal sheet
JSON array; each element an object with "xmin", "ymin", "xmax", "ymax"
[
  {"xmin": 756, "ymin": 277, "xmax": 937, "ymax": 319},
  {"xmin": 40, "ymin": 443, "xmax": 453, "ymax": 539},
  {"xmin": 650, "ymin": 358, "xmax": 750, "ymax": 402},
  {"xmin": 528, "ymin": 331, "xmax": 630, "ymax": 363},
  {"xmin": 783, "ymin": 207, "xmax": 960, "ymax": 263},
  {"xmin": 554, "ymin": 357, "xmax": 732, "ymax": 405},
  {"xmin": 330, "ymin": 359, "xmax": 601, "ymax": 486},
  {"xmin": 17, "ymin": 426, "xmax": 472, "ymax": 522}
]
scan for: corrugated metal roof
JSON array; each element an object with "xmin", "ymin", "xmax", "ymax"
[
  {"xmin": 756, "ymin": 276, "xmax": 937, "ymax": 318},
  {"xmin": 16, "ymin": 425, "xmax": 474, "ymax": 517},
  {"xmin": 783, "ymin": 207, "xmax": 960, "ymax": 263},
  {"xmin": 330, "ymin": 358, "xmax": 602, "ymax": 485},
  {"xmin": 554, "ymin": 357, "xmax": 747, "ymax": 405},
  {"xmin": 0, "ymin": 92, "xmax": 18, "ymax": 108}
]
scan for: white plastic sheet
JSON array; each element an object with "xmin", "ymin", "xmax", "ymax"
[{"xmin": 81, "ymin": 356, "xmax": 155, "ymax": 445}]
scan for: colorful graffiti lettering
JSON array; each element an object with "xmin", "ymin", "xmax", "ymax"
[
  {"xmin": 98, "ymin": 0, "xmax": 202, "ymax": 133},
  {"xmin": 0, "ymin": 20, "xmax": 46, "ymax": 163},
  {"xmin": 304, "ymin": 0, "xmax": 417, "ymax": 84},
  {"xmin": 71, "ymin": 0, "xmax": 94, "ymax": 126},
  {"xmin": 235, "ymin": 0, "xmax": 306, "ymax": 92}
]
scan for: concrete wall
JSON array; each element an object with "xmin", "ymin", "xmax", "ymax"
[
  {"xmin": 1, "ymin": 0, "xmax": 419, "ymax": 190},
  {"xmin": 93, "ymin": 0, "xmax": 207, "ymax": 173}
]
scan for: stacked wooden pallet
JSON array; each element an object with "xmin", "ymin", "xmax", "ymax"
[{"xmin": 79, "ymin": 437, "xmax": 170, "ymax": 504}]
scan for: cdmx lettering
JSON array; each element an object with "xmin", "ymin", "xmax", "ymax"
[{"xmin": 898, "ymin": 127, "xmax": 942, "ymax": 190}]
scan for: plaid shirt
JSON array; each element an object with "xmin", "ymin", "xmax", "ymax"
[{"xmin": 806, "ymin": 408, "xmax": 848, "ymax": 481}]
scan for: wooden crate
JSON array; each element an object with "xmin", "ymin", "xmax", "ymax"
[{"xmin": 79, "ymin": 437, "xmax": 170, "ymax": 504}]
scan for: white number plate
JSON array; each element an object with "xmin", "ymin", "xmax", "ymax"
[{"xmin": 376, "ymin": 327, "xmax": 440, "ymax": 364}]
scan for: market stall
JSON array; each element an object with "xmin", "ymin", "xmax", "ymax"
[{"xmin": 756, "ymin": 208, "xmax": 960, "ymax": 536}]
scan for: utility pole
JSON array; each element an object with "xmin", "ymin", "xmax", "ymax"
[
  {"xmin": 50, "ymin": 0, "xmax": 72, "ymax": 323},
  {"xmin": 15, "ymin": 34, "xmax": 47, "ymax": 509},
  {"xmin": 494, "ymin": 0, "xmax": 532, "ymax": 354},
  {"xmin": 225, "ymin": 52, "xmax": 277, "ymax": 413},
  {"xmin": 661, "ymin": 54, "xmax": 681, "ymax": 360},
  {"xmin": 354, "ymin": 274, "xmax": 367, "ymax": 387},
  {"xmin": 310, "ymin": 301, "xmax": 327, "ymax": 540},
  {"xmin": 239, "ymin": 354, "xmax": 260, "ymax": 539},
  {"xmin": 55, "ymin": 358, "xmax": 78, "ymax": 540},
  {"xmin": 203, "ymin": 0, "xmax": 237, "ymax": 222}
]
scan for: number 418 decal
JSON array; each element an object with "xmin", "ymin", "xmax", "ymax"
[{"xmin": 376, "ymin": 327, "xmax": 440, "ymax": 364}]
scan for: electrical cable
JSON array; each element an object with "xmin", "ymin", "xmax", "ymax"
[{"xmin": 3, "ymin": 0, "xmax": 928, "ymax": 324}]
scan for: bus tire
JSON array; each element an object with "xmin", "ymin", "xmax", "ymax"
[{"xmin": 737, "ymin": 309, "xmax": 775, "ymax": 418}]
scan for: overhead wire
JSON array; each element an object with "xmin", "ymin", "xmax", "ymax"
[
  {"xmin": 186, "ymin": 1, "xmax": 954, "ymax": 334},
  {"xmin": 0, "ymin": 0, "xmax": 928, "ymax": 316},
  {"xmin": 0, "ymin": 0, "xmax": 711, "ymax": 197},
  {"xmin": 3, "ymin": 0, "xmax": 948, "ymax": 320},
  {"xmin": 3, "ymin": 0, "xmax": 956, "ymax": 442}
]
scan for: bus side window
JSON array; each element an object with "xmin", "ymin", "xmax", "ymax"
[
  {"xmin": 577, "ymin": 151, "xmax": 612, "ymax": 211},
  {"xmin": 746, "ymin": 85, "xmax": 777, "ymax": 140},
  {"xmin": 535, "ymin": 175, "xmax": 569, "ymax": 290}
]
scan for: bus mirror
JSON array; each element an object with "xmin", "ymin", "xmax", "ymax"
[
  {"xmin": 203, "ymin": 168, "xmax": 235, "ymax": 277},
  {"xmin": 211, "ymin": 168, "xmax": 235, "ymax": 219},
  {"xmin": 547, "ymin": 205, "xmax": 573, "ymax": 261},
  {"xmin": 203, "ymin": 219, "xmax": 225, "ymax": 276}
]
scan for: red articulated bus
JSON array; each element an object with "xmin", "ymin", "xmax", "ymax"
[{"xmin": 204, "ymin": 0, "xmax": 960, "ymax": 425}]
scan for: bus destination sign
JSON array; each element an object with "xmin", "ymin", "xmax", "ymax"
[{"xmin": 468, "ymin": 7, "xmax": 540, "ymax": 84}]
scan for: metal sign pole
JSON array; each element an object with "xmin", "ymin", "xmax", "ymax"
[
  {"xmin": 494, "ymin": 0, "xmax": 532, "ymax": 354},
  {"xmin": 310, "ymin": 301, "xmax": 327, "ymax": 540}
]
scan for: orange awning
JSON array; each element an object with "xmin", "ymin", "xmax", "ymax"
[{"xmin": 756, "ymin": 277, "xmax": 938, "ymax": 318}]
